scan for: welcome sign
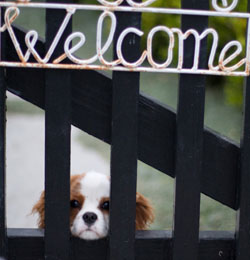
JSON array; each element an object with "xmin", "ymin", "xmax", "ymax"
[{"xmin": 0, "ymin": 0, "xmax": 248, "ymax": 76}]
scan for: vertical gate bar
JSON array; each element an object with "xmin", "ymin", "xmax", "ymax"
[
  {"xmin": 236, "ymin": 2, "xmax": 250, "ymax": 258},
  {"xmin": 0, "ymin": 69, "xmax": 6, "ymax": 259},
  {"xmin": 172, "ymin": 1, "xmax": 208, "ymax": 260},
  {"xmin": 236, "ymin": 77, "xmax": 250, "ymax": 260},
  {"xmin": 0, "ymin": 5, "xmax": 7, "ymax": 258},
  {"xmin": 44, "ymin": 1, "xmax": 72, "ymax": 259},
  {"xmin": 109, "ymin": 3, "xmax": 141, "ymax": 260}
]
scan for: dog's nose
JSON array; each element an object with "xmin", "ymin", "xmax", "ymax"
[{"xmin": 82, "ymin": 212, "xmax": 98, "ymax": 226}]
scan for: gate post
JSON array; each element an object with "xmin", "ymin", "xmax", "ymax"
[
  {"xmin": 172, "ymin": 1, "xmax": 208, "ymax": 260},
  {"xmin": 44, "ymin": 1, "xmax": 72, "ymax": 259},
  {"xmin": 109, "ymin": 2, "xmax": 141, "ymax": 260},
  {"xmin": 0, "ymin": 4, "xmax": 7, "ymax": 257}
]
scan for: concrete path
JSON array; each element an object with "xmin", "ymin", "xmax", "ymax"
[{"xmin": 6, "ymin": 114, "xmax": 109, "ymax": 228}]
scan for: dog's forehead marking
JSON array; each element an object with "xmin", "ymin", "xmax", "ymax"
[{"xmin": 80, "ymin": 171, "xmax": 110, "ymax": 200}]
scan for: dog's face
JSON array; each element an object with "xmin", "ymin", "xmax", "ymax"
[
  {"xmin": 32, "ymin": 171, "xmax": 154, "ymax": 240},
  {"xmin": 70, "ymin": 172, "xmax": 110, "ymax": 239}
]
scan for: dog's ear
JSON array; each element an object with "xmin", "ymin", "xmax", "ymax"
[
  {"xmin": 31, "ymin": 174, "xmax": 84, "ymax": 229},
  {"xmin": 32, "ymin": 191, "xmax": 45, "ymax": 228},
  {"xmin": 135, "ymin": 192, "xmax": 154, "ymax": 230}
]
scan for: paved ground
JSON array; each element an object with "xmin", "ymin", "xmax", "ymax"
[{"xmin": 6, "ymin": 113, "xmax": 109, "ymax": 228}]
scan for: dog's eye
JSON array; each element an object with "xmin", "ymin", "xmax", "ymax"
[
  {"xmin": 70, "ymin": 199, "xmax": 80, "ymax": 208},
  {"xmin": 101, "ymin": 201, "xmax": 109, "ymax": 210}
]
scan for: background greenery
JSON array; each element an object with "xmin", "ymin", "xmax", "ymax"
[
  {"xmin": 141, "ymin": 0, "xmax": 248, "ymax": 107},
  {"xmin": 10, "ymin": 0, "xmax": 246, "ymax": 230}
]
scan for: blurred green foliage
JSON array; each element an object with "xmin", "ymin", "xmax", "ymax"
[
  {"xmin": 141, "ymin": 0, "xmax": 180, "ymax": 59},
  {"xmin": 141, "ymin": 0, "xmax": 247, "ymax": 106},
  {"xmin": 79, "ymin": 0, "xmax": 246, "ymax": 106}
]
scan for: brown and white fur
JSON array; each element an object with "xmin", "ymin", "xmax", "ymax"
[{"xmin": 32, "ymin": 171, "xmax": 154, "ymax": 240}]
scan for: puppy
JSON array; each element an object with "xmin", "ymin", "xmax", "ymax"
[{"xmin": 32, "ymin": 171, "xmax": 154, "ymax": 240}]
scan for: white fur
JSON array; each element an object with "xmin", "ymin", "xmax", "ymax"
[{"xmin": 71, "ymin": 171, "xmax": 110, "ymax": 240}]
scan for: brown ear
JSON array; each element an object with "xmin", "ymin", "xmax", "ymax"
[
  {"xmin": 135, "ymin": 192, "xmax": 154, "ymax": 230},
  {"xmin": 32, "ymin": 174, "xmax": 85, "ymax": 229},
  {"xmin": 32, "ymin": 191, "xmax": 45, "ymax": 228}
]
